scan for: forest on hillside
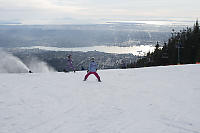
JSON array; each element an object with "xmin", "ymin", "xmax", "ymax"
[{"xmin": 131, "ymin": 20, "xmax": 200, "ymax": 68}]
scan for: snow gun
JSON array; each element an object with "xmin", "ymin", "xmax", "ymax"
[{"xmin": 29, "ymin": 70, "xmax": 33, "ymax": 73}]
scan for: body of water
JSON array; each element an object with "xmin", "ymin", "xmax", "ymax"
[{"xmin": 21, "ymin": 45, "xmax": 155, "ymax": 56}]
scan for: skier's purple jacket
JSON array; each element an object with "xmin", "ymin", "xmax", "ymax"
[
  {"xmin": 88, "ymin": 61, "xmax": 98, "ymax": 72},
  {"xmin": 67, "ymin": 58, "xmax": 74, "ymax": 70}
]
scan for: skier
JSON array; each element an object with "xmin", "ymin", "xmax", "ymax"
[
  {"xmin": 84, "ymin": 57, "xmax": 101, "ymax": 82},
  {"xmin": 64, "ymin": 55, "xmax": 75, "ymax": 73},
  {"xmin": 121, "ymin": 60, "xmax": 126, "ymax": 69}
]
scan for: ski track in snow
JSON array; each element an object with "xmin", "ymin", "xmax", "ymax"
[{"xmin": 0, "ymin": 65, "xmax": 200, "ymax": 133}]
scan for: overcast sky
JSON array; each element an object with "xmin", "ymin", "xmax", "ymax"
[{"xmin": 0, "ymin": 0, "xmax": 199, "ymax": 24}]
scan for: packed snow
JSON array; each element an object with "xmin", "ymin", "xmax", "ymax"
[{"xmin": 0, "ymin": 65, "xmax": 200, "ymax": 133}]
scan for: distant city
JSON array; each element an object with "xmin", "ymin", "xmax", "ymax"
[
  {"xmin": 0, "ymin": 23, "xmax": 187, "ymax": 71},
  {"xmin": 8, "ymin": 48, "xmax": 137, "ymax": 72}
]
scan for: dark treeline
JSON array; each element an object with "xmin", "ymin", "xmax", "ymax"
[{"xmin": 128, "ymin": 20, "xmax": 200, "ymax": 68}]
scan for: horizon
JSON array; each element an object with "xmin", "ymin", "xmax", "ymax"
[{"xmin": 0, "ymin": 19, "xmax": 197, "ymax": 27}]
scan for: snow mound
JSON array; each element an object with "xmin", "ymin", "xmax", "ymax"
[{"xmin": 0, "ymin": 64, "xmax": 200, "ymax": 133}]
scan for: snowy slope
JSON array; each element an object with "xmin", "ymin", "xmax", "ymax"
[{"xmin": 0, "ymin": 65, "xmax": 200, "ymax": 133}]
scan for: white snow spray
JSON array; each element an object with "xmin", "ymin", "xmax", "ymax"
[
  {"xmin": 0, "ymin": 50, "xmax": 55, "ymax": 73},
  {"xmin": 27, "ymin": 58, "xmax": 55, "ymax": 73},
  {"xmin": 0, "ymin": 50, "xmax": 30, "ymax": 73}
]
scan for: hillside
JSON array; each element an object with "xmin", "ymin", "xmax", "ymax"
[{"xmin": 0, "ymin": 65, "xmax": 200, "ymax": 133}]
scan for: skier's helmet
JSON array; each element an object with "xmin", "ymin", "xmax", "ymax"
[{"xmin": 68, "ymin": 55, "xmax": 71, "ymax": 58}]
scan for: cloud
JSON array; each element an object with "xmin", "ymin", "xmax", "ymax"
[
  {"xmin": 0, "ymin": 0, "xmax": 86, "ymax": 24},
  {"xmin": 0, "ymin": 0, "xmax": 199, "ymax": 24},
  {"xmin": 0, "ymin": 0, "xmax": 83, "ymax": 11}
]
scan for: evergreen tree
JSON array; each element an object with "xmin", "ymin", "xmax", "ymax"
[{"xmin": 131, "ymin": 20, "xmax": 200, "ymax": 68}]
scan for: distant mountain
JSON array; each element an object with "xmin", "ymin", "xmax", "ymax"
[{"xmin": 0, "ymin": 21, "xmax": 22, "ymax": 25}]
